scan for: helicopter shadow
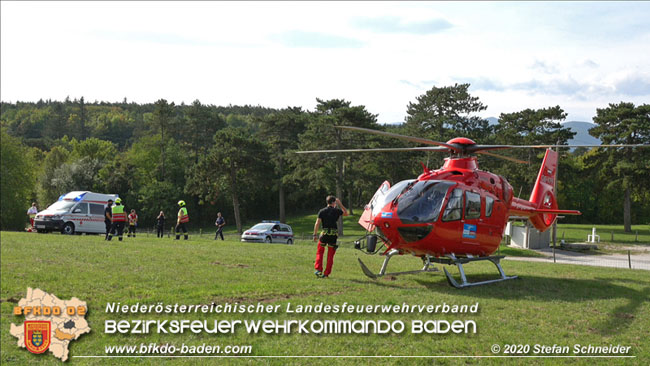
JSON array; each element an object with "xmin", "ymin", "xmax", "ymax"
[
  {"xmin": 414, "ymin": 274, "xmax": 650, "ymax": 336},
  {"xmin": 347, "ymin": 278, "xmax": 418, "ymax": 290}
]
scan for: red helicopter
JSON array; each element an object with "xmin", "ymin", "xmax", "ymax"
[{"xmin": 298, "ymin": 126, "xmax": 644, "ymax": 288}]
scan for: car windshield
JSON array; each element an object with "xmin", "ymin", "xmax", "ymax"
[
  {"xmin": 397, "ymin": 181, "xmax": 453, "ymax": 224},
  {"xmin": 249, "ymin": 223, "xmax": 274, "ymax": 231},
  {"xmin": 46, "ymin": 201, "xmax": 76, "ymax": 212}
]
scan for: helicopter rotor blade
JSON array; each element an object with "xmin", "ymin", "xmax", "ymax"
[
  {"xmin": 296, "ymin": 147, "xmax": 450, "ymax": 154},
  {"xmin": 468, "ymin": 144, "xmax": 649, "ymax": 152},
  {"xmin": 477, "ymin": 151, "xmax": 529, "ymax": 164},
  {"xmin": 335, "ymin": 126, "xmax": 461, "ymax": 153}
]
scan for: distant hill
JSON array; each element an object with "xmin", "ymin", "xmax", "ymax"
[
  {"xmin": 562, "ymin": 121, "xmax": 601, "ymax": 146},
  {"xmin": 486, "ymin": 117, "xmax": 600, "ymax": 145},
  {"xmin": 385, "ymin": 118, "xmax": 601, "ymax": 146}
]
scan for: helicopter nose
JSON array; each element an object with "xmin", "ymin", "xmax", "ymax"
[{"xmin": 373, "ymin": 211, "xmax": 394, "ymax": 229}]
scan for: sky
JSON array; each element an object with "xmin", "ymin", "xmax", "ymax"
[{"xmin": 2, "ymin": 1, "xmax": 649, "ymax": 124}]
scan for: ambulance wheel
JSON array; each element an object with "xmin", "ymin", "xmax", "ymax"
[
  {"xmin": 62, "ymin": 222, "xmax": 75, "ymax": 235},
  {"xmin": 287, "ymin": 238, "xmax": 293, "ymax": 245},
  {"xmin": 264, "ymin": 236, "xmax": 272, "ymax": 243}
]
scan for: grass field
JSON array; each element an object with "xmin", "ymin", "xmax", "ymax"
[
  {"xmin": 2, "ymin": 231, "xmax": 649, "ymax": 365},
  {"xmin": 553, "ymin": 224, "xmax": 650, "ymax": 246}
]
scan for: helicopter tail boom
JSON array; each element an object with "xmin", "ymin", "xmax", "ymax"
[{"xmin": 510, "ymin": 149, "xmax": 580, "ymax": 231}]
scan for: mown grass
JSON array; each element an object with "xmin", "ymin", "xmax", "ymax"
[
  {"xmin": 1, "ymin": 231, "xmax": 649, "ymax": 366},
  {"xmin": 554, "ymin": 224, "xmax": 650, "ymax": 246}
]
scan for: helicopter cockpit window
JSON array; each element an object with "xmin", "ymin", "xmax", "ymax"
[
  {"xmin": 397, "ymin": 181, "xmax": 453, "ymax": 224},
  {"xmin": 465, "ymin": 191, "xmax": 481, "ymax": 219},
  {"xmin": 442, "ymin": 188, "xmax": 463, "ymax": 222},
  {"xmin": 372, "ymin": 179, "xmax": 415, "ymax": 217},
  {"xmin": 485, "ymin": 196, "xmax": 494, "ymax": 217},
  {"xmin": 369, "ymin": 181, "xmax": 392, "ymax": 218}
]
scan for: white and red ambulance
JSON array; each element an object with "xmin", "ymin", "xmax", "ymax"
[{"xmin": 34, "ymin": 191, "xmax": 119, "ymax": 234}]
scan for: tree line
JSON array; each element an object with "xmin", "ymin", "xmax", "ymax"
[{"xmin": 2, "ymin": 84, "xmax": 649, "ymax": 232}]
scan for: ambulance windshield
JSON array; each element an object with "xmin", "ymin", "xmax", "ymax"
[{"xmin": 47, "ymin": 201, "xmax": 76, "ymax": 212}]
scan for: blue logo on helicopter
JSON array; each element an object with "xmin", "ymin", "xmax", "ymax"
[
  {"xmin": 381, "ymin": 212, "xmax": 393, "ymax": 218},
  {"xmin": 462, "ymin": 224, "xmax": 477, "ymax": 239}
]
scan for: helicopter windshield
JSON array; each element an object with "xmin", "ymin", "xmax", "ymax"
[
  {"xmin": 397, "ymin": 181, "xmax": 453, "ymax": 224},
  {"xmin": 372, "ymin": 179, "xmax": 415, "ymax": 217}
]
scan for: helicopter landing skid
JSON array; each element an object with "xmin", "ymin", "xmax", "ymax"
[
  {"xmin": 357, "ymin": 249, "xmax": 439, "ymax": 279},
  {"xmin": 435, "ymin": 254, "xmax": 518, "ymax": 289}
]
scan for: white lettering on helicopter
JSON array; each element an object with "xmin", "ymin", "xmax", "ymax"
[{"xmin": 541, "ymin": 175, "xmax": 554, "ymax": 185}]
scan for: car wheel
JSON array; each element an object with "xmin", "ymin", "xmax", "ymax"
[
  {"xmin": 264, "ymin": 236, "xmax": 272, "ymax": 243},
  {"xmin": 287, "ymin": 238, "xmax": 293, "ymax": 245},
  {"xmin": 62, "ymin": 222, "xmax": 75, "ymax": 235}
]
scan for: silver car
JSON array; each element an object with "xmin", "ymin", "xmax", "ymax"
[{"xmin": 241, "ymin": 221, "xmax": 294, "ymax": 244}]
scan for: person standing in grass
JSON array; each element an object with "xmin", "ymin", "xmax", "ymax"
[
  {"xmin": 214, "ymin": 212, "xmax": 226, "ymax": 240},
  {"xmin": 27, "ymin": 202, "xmax": 38, "ymax": 230},
  {"xmin": 104, "ymin": 199, "xmax": 113, "ymax": 240},
  {"xmin": 108, "ymin": 198, "xmax": 126, "ymax": 241},
  {"xmin": 156, "ymin": 211, "xmax": 166, "ymax": 238},
  {"xmin": 127, "ymin": 209, "xmax": 138, "ymax": 237},
  {"xmin": 313, "ymin": 196, "xmax": 348, "ymax": 278},
  {"xmin": 175, "ymin": 200, "xmax": 189, "ymax": 240}
]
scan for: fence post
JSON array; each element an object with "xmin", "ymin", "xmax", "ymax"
[
  {"xmin": 635, "ymin": 230, "xmax": 638, "ymax": 242},
  {"xmin": 611, "ymin": 231, "xmax": 614, "ymax": 242},
  {"xmin": 626, "ymin": 250, "xmax": 632, "ymax": 269},
  {"xmin": 200, "ymin": 228, "xmax": 202, "ymax": 238},
  {"xmin": 553, "ymin": 244, "xmax": 556, "ymax": 263}
]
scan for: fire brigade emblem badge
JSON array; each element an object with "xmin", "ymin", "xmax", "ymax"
[{"xmin": 25, "ymin": 321, "xmax": 51, "ymax": 354}]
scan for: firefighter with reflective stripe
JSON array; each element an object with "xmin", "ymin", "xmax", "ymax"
[
  {"xmin": 107, "ymin": 198, "xmax": 126, "ymax": 241},
  {"xmin": 175, "ymin": 200, "xmax": 189, "ymax": 240},
  {"xmin": 313, "ymin": 195, "xmax": 348, "ymax": 278}
]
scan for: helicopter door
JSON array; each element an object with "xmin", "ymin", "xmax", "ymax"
[
  {"xmin": 461, "ymin": 191, "xmax": 481, "ymax": 245},
  {"xmin": 479, "ymin": 195, "xmax": 503, "ymax": 248},
  {"xmin": 440, "ymin": 188, "xmax": 464, "ymax": 246}
]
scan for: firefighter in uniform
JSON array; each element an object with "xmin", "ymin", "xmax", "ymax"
[
  {"xmin": 175, "ymin": 200, "xmax": 189, "ymax": 240},
  {"xmin": 108, "ymin": 198, "xmax": 126, "ymax": 241},
  {"xmin": 313, "ymin": 195, "xmax": 348, "ymax": 278}
]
